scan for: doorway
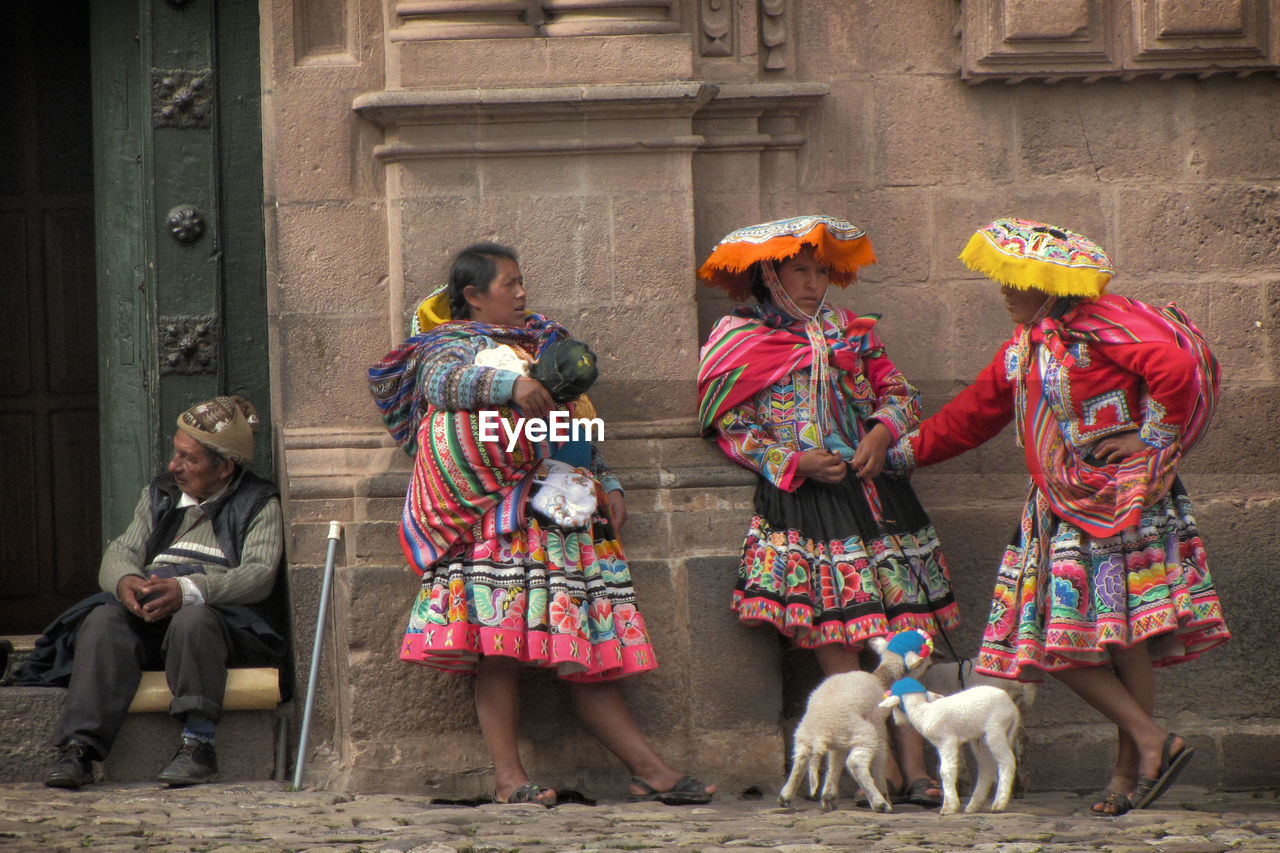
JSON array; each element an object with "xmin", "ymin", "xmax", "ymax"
[{"xmin": 0, "ymin": 2, "xmax": 103, "ymax": 633}]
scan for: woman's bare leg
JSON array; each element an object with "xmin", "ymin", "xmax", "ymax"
[
  {"xmin": 569, "ymin": 681, "xmax": 715, "ymax": 797},
  {"xmin": 1051, "ymin": 657, "xmax": 1183, "ymax": 806},
  {"xmin": 476, "ymin": 656, "xmax": 555, "ymax": 804}
]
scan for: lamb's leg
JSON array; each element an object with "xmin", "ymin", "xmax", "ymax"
[
  {"xmin": 965, "ymin": 740, "xmax": 996, "ymax": 814},
  {"xmin": 988, "ymin": 730, "xmax": 1017, "ymax": 812},
  {"xmin": 936, "ymin": 740, "xmax": 962, "ymax": 816},
  {"xmin": 844, "ymin": 746, "xmax": 892, "ymax": 813},
  {"xmin": 820, "ymin": 749, "xmax": 843, "ymax": 811},
  {"xmin": 778, "ymin": 743, "xmax": 811, "ymax": 808}
]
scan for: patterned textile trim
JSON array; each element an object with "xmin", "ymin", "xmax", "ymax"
[
  {"xmin": 974, "ymin": 482, "xmax": 1229, "ymax": 682},
  {"xmin": 732, "ymin": 592, "xmax": 960, "ymax": 650},
  {"xmin": 886, "ymin": 431, "xmax": 917, "ymax": 472},
  {"xmin": 869, "ymin": 403, "xmax": 915, "ymax": 442},
  {"xmin": 400, "ymin": 624, "xmax": 657, "ymax": 682},
  {"xmin": 1139, "ymin": 397, "xmax": 1179, "ymax": 449},
  {"xmin": 730, "ymin": 510, "xmax": 960, "ymax": 649},
  {"xmin": 401, "ymin": 506, "xmax": 656, "ymax": 682}
]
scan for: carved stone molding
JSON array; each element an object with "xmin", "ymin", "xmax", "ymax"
[
  {"xmin": 390, "ymin": 0, "xmax": 678, "ymax": 40},
  {"xmin": 700, "ymin": 0, "xmax": 733, "ymax": 57},
  {"xmin": 158, "ymin": 314, "xmax": 218, "ymax": 375},
  {"xmin": 152, "ymin": 69, "xmax": 212, "ymax": 128},
  {"xmin": 391, "ymin": 0, "xmax": 535, "ymax": 41},
  {"xmin": 760, "ymin": 0, "xmax": 786, "ymax": 70},
  {"xmin": 962, "ymin": 0, "xmax": 1280, "ymax": 82},
  {"xmin": 540, "ymin": 1, "xmax": 679, "ymax": 36},
  {"xmin": 353, "ymin": 80, "xmax": 828, "ymax": 160},
  {"xmin": 353, "ymin": 82, "xmax": 717, "ymax": 161}
]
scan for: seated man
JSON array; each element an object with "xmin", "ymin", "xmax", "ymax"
[{"xmin": 37, "ymin": 396, "xmax": 285, "ymax": 789}]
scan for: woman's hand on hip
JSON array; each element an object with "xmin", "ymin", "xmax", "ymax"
[
  {"xmin": 1091, "ymin": 430, "xmax": 1150, "ymax": 463},
  {"xmin": 512, "ymin": 376, "xmax": 555, "ymax": 421},
  {"xmin": 796, "ymin": 448, "xmax": 849, "ymax": 484},
  {"xmin": 852, "ymin": 422, "xmax": 892, "ymax": 480}
]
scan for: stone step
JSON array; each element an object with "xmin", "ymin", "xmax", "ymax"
[
  {"xmin": 0, "ymin": 685, "xmax": 288, "ymax": 784},
  {"xmin": 0, "ymin": 634, "xmax": 289, "ymax": 785}
]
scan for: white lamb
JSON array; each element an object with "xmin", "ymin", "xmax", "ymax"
[
  {"xmin": 878, "ymin": 677, "xmax": 1019, "ymax": 816},
  {"xmin": 778, "ymin": 670, "xmax": 894, "ymax": 813},
  {"xmin": 777, "ymin": 630, "xmax": 935, "ymax": 814}
]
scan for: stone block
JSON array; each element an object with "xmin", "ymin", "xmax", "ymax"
[
  {"xmin": 395, "ymin": 35, "xmax": 692, "ymax": 89},
  {"xmin": 1118, "ymin": 185, "xmax": 1280, "ymax": 275},
  {"xmin": 1015, "ymin": 78, "xmax": 1190, "ymax": 182},
  {"xmin": 670, "ymin": 508, "xmax": 756, "ymax": 556},
  {"xmin": 274, "ymin": 201, "xmax": 388, "ymax": 315},
  {"xmin": 263, "ymin": 0, "xmax": 384, "ymax": 90},
  {"xmin": 797, "ymin": 82, "xmax": 873, "ymax": 196},
  {"xmin": 873, "ymin": 77, "xmax": 1014, "ymax": 188},
  {"xmin": 1021, "ymin": 726, "xmax": 1115, "ymax": 792},
  {"xmin": 275, "ymin": 314, "xmax": 389, "ymax": 429},
  {"xmin": 1205, "ymin": 279, "xmax": 1274, "ymax": 381},
  {"xmin": 1222, "ymin": 730, "xmax": 1280, "ymax": 790},
  {"xmin": 352, "ymin": 520, "xmax": 404, "ymax": 565},
  {"xmin": 1185, "ymin": 76, "xmax": 1280, "ymax": 181},
  {"xmin": 265, "ymin": 87, "xmax": 383, "ymax": 204}
]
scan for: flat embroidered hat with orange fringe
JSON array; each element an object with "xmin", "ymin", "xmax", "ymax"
[
  {"xmin": 698, "ymin": 215, "xmax": 877, "ymax": 302},
  {"xmin": 960, "ymin": 218, "xmax": 1114, "ymax": 299}
]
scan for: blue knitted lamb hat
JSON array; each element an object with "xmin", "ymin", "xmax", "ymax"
[
  {"xmin": 886, "ymin": 629, "xmax": 933, "ymax": 660},
  {"xmin": 889, "ymin": 677, "xmax": 929, "ymax": 701}
]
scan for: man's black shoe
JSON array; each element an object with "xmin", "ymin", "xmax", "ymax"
[
  {"xmin": 45, "ymin": 742, "xmax": 95, "ymax": 789},
  {"xmin": 157, "ymin": 736, "xmax": 218, "ymax": 787}
]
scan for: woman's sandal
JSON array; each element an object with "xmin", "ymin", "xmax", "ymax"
[
  {"xmin": 899, "ymin": 777, "xmax": 943, "ymax": 808},
  {"xmin": 628, "ymin": 775, "xmax": 714, "ymax": 805},
  {"xmin": 495, "ymin": 782, "xmax": 557, "ymax": 807},
  {"xmin": 1090, "ymin": 788, "xmax": 1133, "ymax": 816},
  {"xmin": 1130, "ymin": 733, "xmax": 1195, "ymax": 810}
]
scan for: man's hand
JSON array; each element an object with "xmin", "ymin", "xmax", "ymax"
[
  {"xmin": 606, "ymin": 489, "xmax": 627, "ymax": 531},
  {"xmin": 116, "ymin": 575, "xmax": 148, "ymax": 618},
  {"xmin": 1091, "ymin": 430, "xmax": 1150, "ymax": 464},
  {"xmin": 796, "ymin": 448, "xmax": 849, "ymax": 484},
  {"xmin": 851, "ymin": 423, "xmax": 893, "ymax": 480},
  {"xmin": 137, "ymin": 577, "xmax": 183, "ymax": 622}
]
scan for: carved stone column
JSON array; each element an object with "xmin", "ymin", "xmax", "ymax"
[{"xmin": 539, "ymin": 0, "xmax": 680, "ymax": 36}]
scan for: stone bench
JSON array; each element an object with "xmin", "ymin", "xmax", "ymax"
[{"xmin": 0, "ymin": 636, "xmax": 289, "ymax": 784}]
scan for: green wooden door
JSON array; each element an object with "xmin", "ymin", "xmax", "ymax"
[{"xmin": 92, "ymin": 0, "xmax": 271, "ymax": 540}]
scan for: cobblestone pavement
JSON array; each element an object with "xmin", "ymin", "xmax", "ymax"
[{"xmin": 1, "ymin": 783, "xmax": 1277, "ymax": 852}]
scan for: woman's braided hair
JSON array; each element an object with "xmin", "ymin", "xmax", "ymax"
[{"xmin": 448, "ymin": 242, "xmax": 520, "ymax": 320}]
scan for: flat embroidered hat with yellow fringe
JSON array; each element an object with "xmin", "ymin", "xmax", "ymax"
[
  {"xmin": 960, "ymin": 218, "xmax": 1114, "ymax": 299},
  {"xmin": 698, "ymin": 215, "xmax": 877, "ymax": 302}
]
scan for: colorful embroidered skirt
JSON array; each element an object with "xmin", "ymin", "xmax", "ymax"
[
  {"xmin": 401, "ymin": 512, "xmax": 658, "ymax": 682},
  {"xmin": 732, "ymin": 473, "xmax": 960, "ymax": 648},
  {"xmin": 977, "ymin": 478, "xmax": 1230, "ymax": 681}
]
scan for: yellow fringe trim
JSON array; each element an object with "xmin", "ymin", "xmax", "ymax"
[
  {"xmin": 413, "ymin": 286, "xmax": 452, "ymax": 335},
  {"xmin": 959, "ymin": 230, "xmax": 1110, "ymax": 298}
]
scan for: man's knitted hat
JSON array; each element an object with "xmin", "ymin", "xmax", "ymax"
[{"xmin": 176, "ymin": 396, "xmax": 260, "ymax": 464}]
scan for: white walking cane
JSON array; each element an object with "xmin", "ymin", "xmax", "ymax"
[{"xmin": 291, "ymin": 520, "xmax": 342, "ymax": 790}]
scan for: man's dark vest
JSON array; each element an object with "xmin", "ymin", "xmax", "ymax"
[{"xmin": 144, "ymin": 469, "xmax": 279, "ymax": 568}]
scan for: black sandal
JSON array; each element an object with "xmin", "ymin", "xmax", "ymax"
[
  {"xmin": 1090, "ymin": 788, "xmax": 1133, "ymax": 816},
  {"xmin": 496, "ymin": 782, "xmax": 557, "ymax": 807},
  {"xmin": 628, "ymin": 775, "xmax": 714, "ymax": 805},
  {"xmin": 1130, "ymin": 733, "xmax": 1195, "ymax": 810}
]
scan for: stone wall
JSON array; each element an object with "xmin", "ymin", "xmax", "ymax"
[{"xmin": 262, "ymin": 0, "xmax": 1280, "ymax": 795}]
